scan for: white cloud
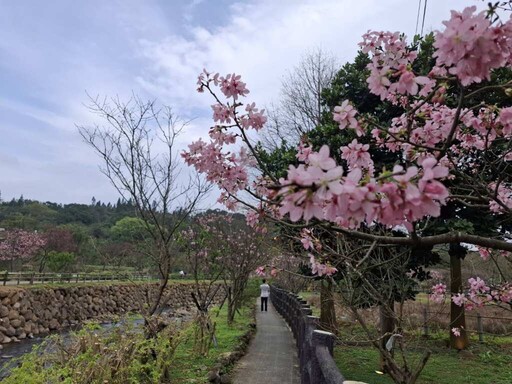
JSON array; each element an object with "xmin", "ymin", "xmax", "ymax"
[
  {"xmin": 136, "ymin": 0, "xmax": 473, "ymax": 114},
  {"xmin": 0, "ymin": 0, "xmax": 487, "ymax": 205}
]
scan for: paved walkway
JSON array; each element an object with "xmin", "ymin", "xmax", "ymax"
[{"xmin": 232, "ymin": 299, "xmax": 300, "ymax": 384}]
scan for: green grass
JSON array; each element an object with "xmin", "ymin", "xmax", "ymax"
[
  {"xmin": 334, "ymin": 337, "xmax": 512, "ymax": 384},
  {"xmin": 80, "ymin": 264, "xmax": 138, "ymax": 273},
  {"xmin": 11, "ymin": 278, "xmax": 205, "ymax": 289},
  {"xmin": 298, "ymin": 291, "xmax": 321, "ymax": 316},
  {"xmin": 299, "ymin": 288, "xmax": 512, "ymax": 384},
  {"xmin": 170, "ymin": 303, "xmax": 255, "ymax": 383}
]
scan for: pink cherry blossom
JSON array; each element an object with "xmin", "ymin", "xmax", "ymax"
[
  {"xmin": 477, "ymin": 247, "xmax": 491, "ymax": 261},
  {"xmin": 488, "ymin": 182, "xmax": 512, "ymax": 213},
  {"xmin": 246, "ymin": 210, "xmax": 260, "ymax": 228},
  {"xmin": 434, "ymin": 6, "xmax": 511, "ymax": 86},
  {"xmin": 309, "ymin": 254, "xmax": 338, "ymax": 277},
  {"xmin": 300, "ymin": 228, "xmax": 313, "ymax": 250},
  {"xmin": 218, "ymin": 73, "xmax": 249, "ymax": 100},
  {"xmin": 429, "ymin": 283, "xmax": 447, "ymax": 303},
  {"xmin": 499, "ymin": 107, "xmax": 512, "ymax": 137},
  {"xmin": 240, "ymin": 103, "xmax": 267, "ymax": 130},
  {"xmin": 389, "ymin": 71, "xmax": 431, "ymax": 96},
  {"xmin": 211, "ymin": 103, "xmax": 234, "ymax": 123},
  {"xmin": 452, "ymin": 293, "xmax": 466, "ymax": 307},
  {"xmin": 366, "ymin": 66, "xmax": 391, "ymax": 100},
  {"xmin": 307, "ymin": 145, "xmax": 337, "ymax": 171},
  {"xmin": 340, "ymin": 139, "xmax": 374, "ymax": 175},
  {"xmin": 0, "ymin": 229, "xmax": 46, "ymax": 262},
  {"xmin": 186, "ymin": 8, "xmax": 512, "ymax": 317},
  {"xmin": 333, "ymin": 100, "xmax": 359, "ymax": 131}
]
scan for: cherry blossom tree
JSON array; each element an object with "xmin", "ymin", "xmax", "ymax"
[
  {"xmin": 180, "ymin": 212, "xmax": 272, "ymax": 325},
  {"xmin": 207, "ymin": 213, "xmax": 273, "ymax": 324},
  {"xmin": 177, "ymin": 219, "xmax": 225, "ymax": 356},
  {"xmin": 184, "ymin": 3, "xmax": 512, "ymax": 298},
  {"xmin": 183, "ymin": 4, "xmax": 512, "ymax": 383},
  {"xmin": 0, "ymin": 229, "xmax": 46, "ymax": 270}
]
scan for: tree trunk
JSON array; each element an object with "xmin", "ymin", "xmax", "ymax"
[
  {"xmin": 227, "ymin": 287, "xmax": 235, "ymax": 325},
  {"xmin": 227, "ymin": 300, "xmax": 235, "ymax": 324},
  {"xmin": 320, "ymin": 279, "xmax": 337, "ymax": 333},
  {"xmin": 449, "ymin": 243, "xmax": 469, "ymax": 350},
  {"xmin": 379, "ymin": 300, "xmax": 395, "ymax": 372}
]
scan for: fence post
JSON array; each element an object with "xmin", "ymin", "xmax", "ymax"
[
  {"xmin": 298, "ymin": 305, "xmax": 312, "ymax": 360},
  {"xmin": 3, "ymin": 271, "xmax": 8, "ymax": 286},
  {"xmin": 477, "ymin": 313, "xmax": 484, "ymax": 343},
  {"xmin": 310, "ymin": 330, "xmax": 329, "ymax": 383},
  {"xmin": 16, "ymin": 273, "xmax": 20, "ymax": 285},
  {"xmin": 312, "ymin": 330, "xmax": 345, "ymax": 384},
  {"xmin": 422, "ymin": 307, "xmax": 429, "ymax": 337},
  {"xmin": 30, "ymin": 272, "xmax": 34, "ymax": 285},
  {"xmin": 302, "ymin": 315, "xmax": 320, "ymax": 384}
]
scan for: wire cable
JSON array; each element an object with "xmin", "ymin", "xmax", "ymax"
[
  {"xmin": 415, "ymin": 0, "xmax": 423, "ymax": 36},
  {"xmin": 420, "ymin": 0, "xmax": 428, "ymax": 36}
]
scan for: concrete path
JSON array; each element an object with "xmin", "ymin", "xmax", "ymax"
[{"xmin": 232, "ymin": 299, "xmax": 300, "ymax": 384}]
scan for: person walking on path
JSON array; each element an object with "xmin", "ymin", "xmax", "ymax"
[
  {"xmin": 232, "ymin": 297, "xmax": 300, "ymax": 384},
  {"xmin": 260, "ymin": 279, "xmax": 270, "ymax": 311}
]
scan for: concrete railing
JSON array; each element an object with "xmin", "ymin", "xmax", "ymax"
[{"xmin": 270, "ymin": 286, "xmax": 345, "ymax": 384}]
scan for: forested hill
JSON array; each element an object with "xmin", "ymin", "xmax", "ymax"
[
  {"xmin": 0, "ymin": 197, "xmax": 244, "ymax": 271},
  {"xmin": 0, "ymin": 197, "xmax": 138, "ymax": 236}
]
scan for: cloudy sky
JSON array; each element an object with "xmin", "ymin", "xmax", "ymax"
[{"xmin": 0, "ymin": 0, "xmax": 482, "ymax": 205}]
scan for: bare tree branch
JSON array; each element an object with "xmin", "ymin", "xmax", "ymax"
[{"xmin": 78, "ymin": 95, "xmax": 212, "ymax": 318}]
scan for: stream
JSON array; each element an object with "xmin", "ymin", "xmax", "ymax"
[{"xmin": 0, "ymin": 308, "xmax": 190, "ymax": 380}]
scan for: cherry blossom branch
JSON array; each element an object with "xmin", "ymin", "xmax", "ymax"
[
  {"xmin": 324, "ymin": 225, "xmax": 512, "ymax": 252},
  {"xmin": 464, "ymin": 80, "xmax": 512, "ymax": 99},
  {"xmin": 436, "ymin": 85, "xmax": 464, "ymax": 160}
]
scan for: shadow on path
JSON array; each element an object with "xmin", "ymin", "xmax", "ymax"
[{"xmin": 232, "ymin": 298, "xmax": 299, "ymax": 384}]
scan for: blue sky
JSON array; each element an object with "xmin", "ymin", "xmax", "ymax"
[{"xmin": 0, "ymin": 0, "xmax": 480, "ymax": 205}]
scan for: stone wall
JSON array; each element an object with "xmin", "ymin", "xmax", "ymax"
[{"xmin": 0, "ymin": 282, "xmax": 223, "ymax": 344}]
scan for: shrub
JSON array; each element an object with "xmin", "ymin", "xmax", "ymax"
[{"xmin": 2, "ymin": 319, "xmax": 183, "ymax": 384}]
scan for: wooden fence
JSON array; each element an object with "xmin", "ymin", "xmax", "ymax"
[
  {"xmin": 420, "ymin": 307, "xmax": 512, "ymax": 342},
  {"xmin": 0, "ymin": 271, "xmax": 153, "ymax": 286}
]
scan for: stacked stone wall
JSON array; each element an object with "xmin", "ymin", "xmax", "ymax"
[{"xmin": 0, "ymin": 282, "xmax": 222, "ymax": 344}]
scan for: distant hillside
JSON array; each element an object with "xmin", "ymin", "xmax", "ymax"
[{"xmin": 0, "ymin": 196, "xmax": 138, "ymax": 237}]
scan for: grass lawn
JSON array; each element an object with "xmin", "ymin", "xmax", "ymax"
[
  {"xmin": 298, "ymin": 291, "xmax": 321, "ymax": 316},
  {"xmin": 334, "ymin": 335, "xmax": 512, "ymax": 384},
  {"xmin": 0, "ymin": 279, "xmax": 209, "ymax": 290},
  {"xmin": 170, "ymin": 303, "xmax": 255, "ymax": 383},
  {"xmin": 298, "ymin": 288, "xmax": 512, "ymax": 384}
]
